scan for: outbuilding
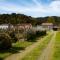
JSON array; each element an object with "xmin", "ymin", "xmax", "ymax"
[{"xmin": 41, "ymin": 23, "xmax": 53, "ymax": 30}]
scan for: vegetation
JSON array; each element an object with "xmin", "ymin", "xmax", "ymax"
[
  {"xmin": 9, "ymin": 31, "xmax": 18, "ymax": 42},
  {"xmin": 0, "ymin": 13, "xmax": 60, "ymax": 25},
  {"xmin": 0, "ymin": 29, "xmax": 47, "ymax": 60},
  {"xmin": 53, "ymin": 32, "xmax": 60, "ymax": 60},
  {"xmin": 36, "ymin": 16, "xmax": 60, "ymax": 25},
  {"xmin": 0, "ymin": 12, "xmax": 60, "ymax": 60},
  {"xmin": 26, "ymin": 30, "xmax": 46, "ymax": 42},
  {"xmin": 22, "ymin": 33, "xmax": 53, "ymax": 60},
  {"xmin": 47, "ymin": 17, "xmax": 55, "ymax": 24},
  {"xmin": 36, "ymin": 30, "xmax": 46, "ymax": 36},
  {"xmin": 0, "ymin": 33, "xmax": 12, "ymax": 50},
  {"xmin": 0, "ymin": 41, "xmax": 33, "ymax": 60}
]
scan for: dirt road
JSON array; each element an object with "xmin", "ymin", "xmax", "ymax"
[
  {"xmin": 38, "ymin": 31, "xmax": 56, "ymax": 60},
  {"xmin": 4, "ymin": 33, "xmax": 51, "ymax": 60}
]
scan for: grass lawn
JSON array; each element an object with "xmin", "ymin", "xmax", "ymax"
[
  {"xmin": 21, "ymin": 33, "xmax": 53, "ymax": 60},
  {"xmin": 53, "ymin": 31, "xmax": 60, "ymax": 60},
  {"xmin": 0, "ymin": 41, "xmax": 33, "ymax": 60}
]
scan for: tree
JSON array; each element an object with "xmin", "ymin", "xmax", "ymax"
[
  {"xmin": 47, "ymin": 17, "xmax": 55, "ymax": 24},
  {"xmin": 0, "ymin": 33, "xmax": 12, "ymax": 49}
]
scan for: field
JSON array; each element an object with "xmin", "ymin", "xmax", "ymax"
[
  {"xmin": 22, "ymin": 32, "xmax": 53, "ymax": 60},
  {"xmin": 0, "ymin": 31, "xmax": 60, "ymax": 60},
  {"xmin": 0, "ymin": 41, "xmax": 33, "ymax": 60},
  {"xmin": 53, "ymin": 31, "xmax": 60, "ymax": 60}
]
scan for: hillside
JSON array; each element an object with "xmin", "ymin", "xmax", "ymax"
[{"xmin": 0, "ymin": 13, "xmax": 60, "ymax": 25}]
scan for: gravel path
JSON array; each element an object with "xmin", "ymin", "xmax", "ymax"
[{"xmin": 38, "ymin": 31, "xmax": 56, "ymax": 60}]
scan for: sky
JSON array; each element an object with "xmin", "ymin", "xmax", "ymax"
[{"xmin": 0, "ymin": 0, "xmax": 60, "ymax": 17}]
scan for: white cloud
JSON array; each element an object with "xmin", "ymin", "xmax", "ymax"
[
  {"xmin": 0, "ymin": 2, "xmax": 30, "ymax": 13},
  {"xmin": 48, "ymin": 1, "xmax": 60, "ymax": 12},
  {"xmin": 32, "ymin": 0, "xmax": 41, "ymax": 6},
  {"xmin": 0, "ymin": 0, "xmax": 60, "ymax": 17}
]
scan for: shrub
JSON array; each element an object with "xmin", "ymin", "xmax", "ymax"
[
  {"xmin": 0, "ymin": 33, "xmax": 12, "ymax": 49},
  {"xmin": 27, "ymin": 32, "xmax": 36, "ymax": 41},
  {"xmin": 9, "ymin": 31, "xmax": 18, "ymax": 43},
  {"xmin": 26, "ymin": 30, "xmax": 46, "ymax": 42},
  {"xmin": 36, "ymin": 30, "xmax": 46, "ymax": 37}
]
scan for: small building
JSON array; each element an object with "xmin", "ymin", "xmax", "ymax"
[
  {"xmin": 0, "ymin": 24, "xmax": 13, "ymax": 30},
  {"xmin": 13, "ymin": 23, "xmax": 32, "ymax": 41},
  {"xmin": 32, "ymin": 25, "xmax": 46, "ymax": 31},
  {"xmin": 53, "ymin": 26, "xmax": 59, "ymax": 31},
  {"xmin": 14, "ymin": 23, "xmax": 32, "ymax": 31},
  {"xmin": 16, "ymin": 23, "xmax": 32, "ymax": 29},
  {"xmin": 0, "ymin": 24, "xmax": 8, "ymax": 30},
  {"xmin": 41, "ymin": 23, "xmax": 53, "ymax": 30}
]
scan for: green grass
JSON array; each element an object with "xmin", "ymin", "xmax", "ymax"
[
  {"xmin": 0, "ymin": 41, "xmax": 33, "ymax": 60},
  {"xmin": 13, "ymin": 41, "xmax": 33, "ymax": 48},
  {"xmin": 53, "ymin": 31, "xmax": 60, "ymax": 60},
  {"xmin": 22, "ymin": 33, "xmax": 53, "ymax": 60}
]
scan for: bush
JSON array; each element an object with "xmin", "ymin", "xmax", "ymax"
[
  {"xmin": 26, "ymin": 31, "xmax": 36, "ymax": 41},
  {"xmin": 36, "ymin": 30, "xmax": 46, "ymax": 37},
  {"xmin": 26, "ymin": 30, "xmax": 46, "ymax": 42},
  {"xmin": 0, "ymin": 33, "xmax": 12, "ymax": 49},
  {"xmin": 9, "ymin": 31, "xmax": 18, "ymax": 43}
]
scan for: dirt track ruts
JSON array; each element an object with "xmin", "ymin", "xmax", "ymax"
[
  {"xmin": 38, "ymin": 31, "xmax": 56, "ymax": 60},
  {"xmin": 4, "ymin": 33, "xmax": 51, "ymax": 60}
]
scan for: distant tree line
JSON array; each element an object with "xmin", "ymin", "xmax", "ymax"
[
  {"xmin": 0, "ymin": 13, "xmax": 60, "ymax": 25},
  {"xmin": 36, "ymin": 16, "xmax": 60, "ymax": 25}
]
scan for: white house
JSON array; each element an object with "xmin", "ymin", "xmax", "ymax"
[
  {"xmin": 0, "ymin": 24, "xmax": 13, "ymax": 30},
  {"xmin": 14, "ymin": 23, "xmax": 32, "ymax": 31},
  {"xmin": 41, "ymin": 23, "xmax": 53, "ymax": 30},
  {"xmin": 32, "ymin": 25, "xmax": 46, "ymax": 31}
]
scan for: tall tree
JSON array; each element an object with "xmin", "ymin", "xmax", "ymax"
[{"xmin": 47, "ymin": 17, "xmax": 55, "ymax": 24}]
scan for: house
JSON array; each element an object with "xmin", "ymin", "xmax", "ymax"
[
  {"xmin": 53, "ymin": 26, "xmax": 59, "ymax": 31},
  {"xmin": 13, "ymin": 23, "xmax": 32, "ymax": 40},
  {"xmin": 32, "ymin": 25, "xmax": 46, "ymax": 31},
  {"xmin": 0, "ymin": 24, "xmax": 8, "ymax": 30},
  {"xmin": 0, "ymin": 24, "xmax": 13, "ymax": 30},
  {"xmin": 41, "ymin": 23, "xmax": 53, "ymax": 30},
  {"xmin": 14, "ymin": 23, "xmax": 32, "ymax": 31}
]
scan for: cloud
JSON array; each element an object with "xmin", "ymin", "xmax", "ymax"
[
  {"xmin": 48, "ymin": 1, "xmax": 60, "ymax": 12},
  {"xmin": 0, "ymin": 0, "xmax": 60, "ymax": 17},
  {"xmin": 27, "ymin": 0, "xmax": 60, "ymax": 17},
  {"xmin": 32, "ymin": 0, "xmax": 41, "ymax": 6}
]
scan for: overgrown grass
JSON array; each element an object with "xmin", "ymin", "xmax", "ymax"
[
  {"xmin": 0, "ymin": 30, "xmax": 46, "ymax": 60},
  {"xmin": 0, "ymin": 41, "xmax": 33, "ymax": 60},
  {"xmin": 22, "ymin": 33, "xmax": 53, "ymax": 60},
  {"xmin": 53, "ymin": 31, "xmax": 60, "ymax": 60}
]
